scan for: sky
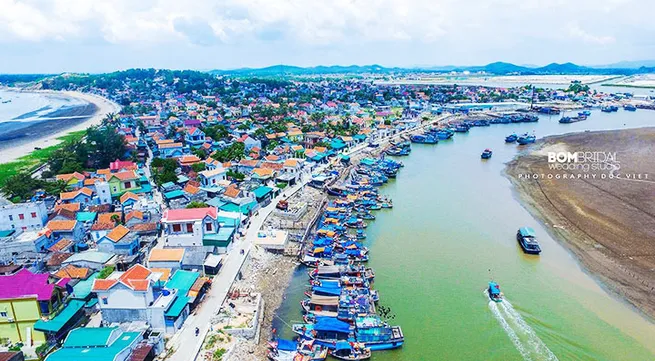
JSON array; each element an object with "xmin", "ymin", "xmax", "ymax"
[{"xmin": 1, "ymin": 0, "xmax": 654, "ymax": 73}]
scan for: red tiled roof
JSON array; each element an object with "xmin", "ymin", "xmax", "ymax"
[
  {"xmin": 162, "ymin": 207, "xmax": 217, "ymax": 222},
  {"xmin": 105, "ymin": 225, "xmax": 130, "ymax": 242},
  {"xmin": 46, "ymin": 220, "xmax": 77, "ymax": 232}
]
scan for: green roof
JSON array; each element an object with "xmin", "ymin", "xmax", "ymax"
[
  {"xmin": 76, "ymin": 212, "xmax": 97, "ymax": 222},
  {"xmin": 0, "ymin": 230, "xmax": 15, "ymax": 238},
  {"xmin": 165, "ymin": 270, "xmax": 199, "ymax": 293},
  {"xmin": 203, "ymin": 227, "xmax": 235, "ymax": 247},
  {"xmin": 206, "ymin": 198, "xmax": 226, "ymax": 208},
  {"xmin": 72, "ymin": 272, "xmax": 99, "ymax": 300},
  {"xmin": 45, "ymin": 328, "xmax": 141, "ymax": 361},
  {"xmin": 165, "ymin": 295, "xmax": 191, "ymax": 318},
  {"xmin": 164, "ymin": 190, "xmax": 186, "ymax": 199},
  {"xmin": 34, "ymin": 299, "xmax": 86, "ymax": 333},
  {"xmin": 161, "ymin": 181, "xmax": 176, "ymax": 188},
  {"xmin": 220, "ymin": 201, "xmax": 257, "ymax": 215},
  {"xmin": 63, "ymin": 251, "xmax": 113, "ymax": 264},
  {"xmin": 253, "ymin": 186, "xmax": 273, "ymax": 199},
  {"xmin": 217, "ymin": 215, "xmax": 239, "ymax": 227}
]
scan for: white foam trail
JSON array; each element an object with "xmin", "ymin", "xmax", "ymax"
[
  {"xmin": 486, "ymin": 291, "xmax": 559, "ymax": 361},
  {"xmin": 489, "ymin": 301, "xmax": 532, "ymax": 361},
  {"xmin": 499, "ymin": 301, "xmax": 559, "ymax": 361}
]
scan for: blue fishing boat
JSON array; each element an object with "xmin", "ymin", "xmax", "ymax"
[
  {"xmin": 434, "ymin": 129, "xmax": 454, "ymax": 140},
  {"xmin": 579, "ymin": 110, "xmax": 591, "ymax": 116},
  {"xmin": 505, "ymin": 134, "xmax": 518, "ymax": 143},
  {"xmin": 330, "ymin": 341, "xmax": 371, "ymax": 361},
  {"xmin": 410, "ymin": 134, "xmax": 438, "ymax": 144},
  {"xmin": 472, "ymin": 120, "xmax": 490, "ymax": 127},
  {"xmin": 454, "ymin": 124, "xmax": 470, "ymax": 133},
  {"xmin": 354, "ymin": 316, "xmax": 404, "ymax": 351},
  {"xmin": 481, "ymin": 149, "xmax": 492, "ymax": 159},
  {"xmin": 624, "ymin": 104, "xmax": 637, "ymax": 111},
  {"xmin": 326, "ymin": 186, "xmax": 349, "ymax": 197},
  {"xmin": 517, "ymin": 134, "xmax": 536, "ymax": 145},
  {"xmin": 356, "ymin": 229, "xmax": 366, "ymax": 239},
  {"xmin": 516, "ymin": 227, "xmax": 542, "ymax": 254},
  {"xmin": 559, "ymin": 115, "xmax": 586, "ymax": 124},
  {"xmin": 487, "ymin": 281, "xmax": 503, "ymax": 303},
  {"xmin": 610, "ymin": 105, "xmax": 619, "ymax": 112},
  {"xmin": 601, "ymin": 106, "xmax": 612, "ymax": 112}
]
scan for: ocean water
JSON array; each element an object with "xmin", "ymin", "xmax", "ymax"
[
  {"xmin": 275, "ymin": 109, "xmax": 655, "ymax": 361},
  {"xmin": 0, "ymin": 89, "xmax": 89, "ymax": 135}
]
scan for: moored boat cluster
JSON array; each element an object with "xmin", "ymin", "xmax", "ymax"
[{"xmin": 268, "ymin": 157, "xmax": 405, "ymax": 360}]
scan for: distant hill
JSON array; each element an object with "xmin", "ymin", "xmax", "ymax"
[
  {"xmin": 594, "ymin": 60, "xmax": 655, "ymax": 69},
  {"xmin": 211, "ymin": 61, "xmax": 655, "ymax": 77}
]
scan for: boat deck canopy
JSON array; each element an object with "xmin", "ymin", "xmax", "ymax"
[{"xmin": 518, "ymin": 227, "xmax": 537, "ymax": 237}]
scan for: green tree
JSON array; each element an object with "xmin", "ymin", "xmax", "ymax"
[
  {"xmin": 203, "ymin": 124, "xmax": 229, "ymax": 141},
  {"xmin": 191, "ymin": 162, "xmax": 206, "ymax": 173},
  {"xmin": 85, "ymin": 126, "xmax": 128, "ymax": 169},
  {"xmin": 186, "ymin": 201, "xmax": 209, "ymax": 208},
  {"xmin": 150, "ymin": 157, "xmax": 178, "ymax": 186},
  {"xmin": 1, "ymin": 172, "xmax": 41, "ymax": 200},
  {"xmin": 226, "ymin": 169, "xmax": 245, "ymax": 181},
  {"xmin": 212, "ymin": 143, "xmax": 246, "ymax": 162},
  {"xmin": 97, "ymin": 265, "xmax": 116, "ymax": 279}
]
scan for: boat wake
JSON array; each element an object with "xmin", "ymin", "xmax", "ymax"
[{"xmin": 488, "ymin": 297, "xmax": 559, "ymax": 361}]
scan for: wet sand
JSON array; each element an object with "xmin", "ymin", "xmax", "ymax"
[
  {"xmin": 0, "ymin": 91, "xmax": 121, "ymax": 163},
  {"xmin": 506, "ymin": 128, "xmax": 655, "ymax": 320}
]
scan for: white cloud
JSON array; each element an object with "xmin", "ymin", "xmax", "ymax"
[
  {"xmin": 568, "ymin": 24, "xmax": 615, "ymax": 45},
  {"xmin": 0, "ymin": 0, "xmax": 653, "ymax": 71}
]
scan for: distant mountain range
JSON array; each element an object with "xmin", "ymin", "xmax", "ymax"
[{"xmin": 211, "ymin": 61, "xmax": 655, "ymax": 76}]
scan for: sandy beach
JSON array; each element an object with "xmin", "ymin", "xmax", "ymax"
[
  {"xmin": 506, "ymin": 128, "xmax": 655, "ymax": 320},
  {"xmin": 0, "ymin": 90, "xmax": 121, "ymax": 164}
]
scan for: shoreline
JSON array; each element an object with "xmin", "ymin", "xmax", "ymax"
[
  {"xmin": 0, "ymin": 89, "xmax": 121, "ymax": 164},
  {"xmin": 505, "ymin": 129, "xmax": 655, "ymax": 321}
]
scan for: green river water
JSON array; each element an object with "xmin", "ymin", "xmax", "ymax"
[{"xmin": 274, "ymin": 109, "xmax": 655, "ymax": 361}]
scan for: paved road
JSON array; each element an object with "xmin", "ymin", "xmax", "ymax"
[
  {"xmin": 165, "ymin": 113, "xmax": 453, "ymax": 361},
  {"xmin": 166, "ymin": 175, "xmax": 312, "ymax": 361}
]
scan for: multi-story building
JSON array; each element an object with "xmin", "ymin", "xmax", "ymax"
[{"xmin": 0, "ymin": 201, "xmax": 48, "ymax": 233}]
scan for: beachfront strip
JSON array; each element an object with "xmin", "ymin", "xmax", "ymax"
[{"xmin": 0, "ymin": 71, "xmax": 654, "ymax": 360}]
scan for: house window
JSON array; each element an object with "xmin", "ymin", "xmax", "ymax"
[
  {"xmin": 172, "ymin": 224, "xmax": 181, "ymax": 232},
  {"xmin": 8, "ymin": 215, "xmax": 12, "ymax": 221},
  {"xmin": 18, "ymin": 214, "xmax": 24, "ymax": 220},
  {"xmin": 205, "ymin": 223, "xmax": 212, "ymax": 232},
  {"xmin": 0, "ymin": 311, "xmax": 7, "ymax": 318},
  {"xmin": 31, "ymin": 212, "xmax": 37, "ymax": 218},
  {"xmin": 125, "ymin": 182, "xmax": 132, "ymax": 189},
  {"xmin": 186, "ymin": 223, "xmax": 194, "ymax": 233},
  {"xmin": 102, "ymin": 297, "xmax": 108, "ymax": 305}
]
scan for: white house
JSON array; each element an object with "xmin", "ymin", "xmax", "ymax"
[
  {"xmin": 91, "ymin": 264, "xmax": 191, "ymax": 334},
  {"xmin": 0, "ymin": 201, "xmax": 48, "ymax": 232},
  {"xmin": 161, "ymin": 207, "xmax": 236, "ymax": 253},
  {"xmin": 198, "ymin": 168, "xmax": 227, "ymax": 188},
  {"xmin": 161, "ymin": 207, "xmax": 219, "ymax": 248}
]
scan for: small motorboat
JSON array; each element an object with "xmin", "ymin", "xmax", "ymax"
[
  {"xmin": 505, "ymin": 134, "xmax": 518, "ymax": 143},
  {"xmin": 488, "ymin": 281, "xmax": 503, "ymax": 303},
  {"xmin": 356, "ymin": 229, "xmax": 366, "ymax": 239},
  {"xmin": 578, "ymin": 110, "xmax": 591, "ymax": 116},
  {"xmin": 517, "ymin": 134, "xmax": 536, "ymax": 145},
  {"xmin": 624, "ymin": 104, "xmax": 637, "ymax": 111},
  {"xmin": 516, "ymin": 227, "xmax": 542, "ymax": 254},
  {"xmin": 380, "ymin": 202, "xmax": 393, "ymax": 209},
  {"xmin": 330, "ymin": 341, "xmax": 372, "ymax": 360},
  {"xmin": 481, "ymin": 149, "xmax": 492, "ymax": 159}
]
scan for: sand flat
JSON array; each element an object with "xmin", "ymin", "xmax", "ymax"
[{"xmin": 0, "ymin": 91, "xmax": 121, "ymax": 164}]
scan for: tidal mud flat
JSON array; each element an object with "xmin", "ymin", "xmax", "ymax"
[{"xmin": 506, "ymin": 128, "xmax": 655, "ymax": 320}]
